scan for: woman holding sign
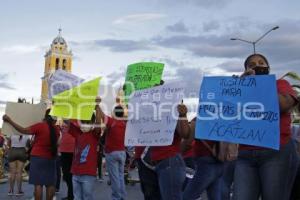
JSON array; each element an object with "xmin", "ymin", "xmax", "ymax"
[
  {"xmin": 234, "ymin": 54, "xmax": 299, "ymax": 200},
  {"xmin": 97, "ymin": 98, "xmax": 127, "ymax": 200},
  {"xmin": 142, "ymin": 103, "xmax": 190, "ymax": 200},
  {"xmin": 3, "ymin": 109, "xmax": 59, "ymax": 200}
]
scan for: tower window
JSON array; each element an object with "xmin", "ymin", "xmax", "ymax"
[
  {"xmin": 55, "ymin": 58, "xmax": 59, "ymax": 70},
  {"xmin": 63, "ymin": 59, "xmax": 67, "ymax": 70}
]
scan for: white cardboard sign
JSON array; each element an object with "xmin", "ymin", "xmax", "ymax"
[
  {"xmin": 2, "ymin": 102, "xmax": 47, "ymax": 135},
  {"xmin": 48, "ymin": 69, "xmax": 84, "ymax": 99},
  {"xmin": 125, "ymin": 82, "xmax": 185, "ymax": 146}
]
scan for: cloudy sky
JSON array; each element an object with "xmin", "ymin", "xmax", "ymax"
[{"xmin": 0, "ymin": 0, "xmax": 300, "ymax": 119}]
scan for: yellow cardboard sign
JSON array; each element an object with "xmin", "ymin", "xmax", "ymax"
[{"xmin": 50, "ymin": 77, "xmax": 101, "ymax": 120}]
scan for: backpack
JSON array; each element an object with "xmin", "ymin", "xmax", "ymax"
[{"xmin": 201, "ymin": 141, "xmax": 239, "ymax": 162}]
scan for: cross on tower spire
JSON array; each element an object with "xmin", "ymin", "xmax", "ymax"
[{"xmin": 58, "ymin": 27, "xmax": 62, "ymax": 35}]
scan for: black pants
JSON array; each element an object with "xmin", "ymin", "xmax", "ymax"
[
  {"xmin": 97, "ymin": 151, "xmax": 103, "ymax": 179},
  {"xmin": 61, "ymin": 152, "xmax": 74, "ymax": 199},
  {"xmin": 56, "ymin": 156, "xmax": 61, "ymax": 190},
  {"xmin": 136, "ymin": 159, "xmax": 161, "ymax": 200},
  {"xmin": 292, "ymin": 165, "xmax": 300, "ymax": 199}
]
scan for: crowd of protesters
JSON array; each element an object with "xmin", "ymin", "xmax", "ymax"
[{"xmin": 0, "ymin": 53, "xmax": 300, "ymax": 200}]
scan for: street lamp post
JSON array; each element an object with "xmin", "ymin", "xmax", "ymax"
[{"xmin": 230, "ymin": 26, "xmax": 279, "ymax": 53}]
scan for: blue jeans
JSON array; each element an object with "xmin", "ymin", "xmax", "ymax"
[
  {"xmin": 221, "ymin": 161, "xmax": 236, "ymax": 200},
  {"xmin": 155, "ymin": 154, "xmax": 186, "ymax": 200},
  {"xmin": 182, "ymin": 157, "xmax": 196, "ymax": 191},
  {"xmin": 183, "ymin": 156, "xmax": 223, "ymax": 200},
  {"xmin": 234, "ymin": 140, "xmax": 298, "ymax": 200},
  {"xmin": 105, "ymin": 151, "xmax": 126, "ymax": 200},
  {"xmin": 137, "ymin": 159, "xmax": 162, "ymax": 200},
  {"xmin": 72, "ymin": 175, "xmax": 96, "ymax": 200}
]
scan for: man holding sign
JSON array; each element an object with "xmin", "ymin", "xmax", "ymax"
[
  {"xmin": 124, "ymin": 62, "xmax": 164, "ymax": 200},
  {"xmin": 97, "ymin": 97, "xmax": 127, "ymax": 200}
]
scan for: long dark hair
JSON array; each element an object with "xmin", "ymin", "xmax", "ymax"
[
  {"xmin": 45, "ymin": 109, "xmax": 57, "ymax": 157},
  {"xmin": 244, "ymin": 53, "xmax": 269, "ymax": 69}
]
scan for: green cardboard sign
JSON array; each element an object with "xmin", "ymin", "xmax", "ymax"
[{"xmin": 124, "ymin": 62, "xmax": 164, "ymax": 103}]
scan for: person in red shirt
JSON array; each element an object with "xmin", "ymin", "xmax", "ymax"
[
  {"xmin": 183, "ymin": 118, "xmax": 223, "ymax": 200},
  {"xmin": 65, "ymin": 100, "xmax": 102, "ymax": 200},
  {"xmin": 0, "ymin": 132, "xmax": 4, "ymax": 148},
  {"xmin": 98, "ymin": 99, "xmax": 127, "ymax": 200},
  {"xmin": 233, "ymin": 54, "xmax": 299, "ymax": 200},
  {"xmin": 135, "ymin": 146, "xmax": 161, "ymax": 200},
  {"xmin": 140, "ymin": 103, "xmax": 190, "ymax": 200},
  {"xmin": 59, "ymin": 126, "xmax": 75, "ymax": 200},
  {"xmin": 3, "ymin": 109, "xmax": 59, "ymax": 200},
  {"xmin": 134, "ymin": 81, "xmax": 165, "ymax": 200}
]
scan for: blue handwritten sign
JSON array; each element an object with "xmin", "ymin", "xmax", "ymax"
[{"xmin": 195, "ymin": 75, "xmax": 280, "ymax": 150}]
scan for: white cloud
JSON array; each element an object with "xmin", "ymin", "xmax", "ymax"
[
  {"xmin": 1, "ymin": 45, "xmax": 42, "ymax": 54},
  {"xmin": 166, "ymin": 21, "xmax": 189, "ymax": 33},
  {"xmin": 113, "ymin": 13, "xmax": 167, "ymax": 25}
]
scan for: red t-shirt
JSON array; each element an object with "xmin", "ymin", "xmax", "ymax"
[
  {"xmin": 241, "ymin": 79, "xmax": 298, "ymax": 150},
  {"xmin": 0, "ymin": 134, "xmax": 4, "ymax": 147},
  {"xmin": 194, "ymin": 140, "xmax": 215, "ymax": 157},
  {"xmin": 30, "ymin": 122, "xmax": 60, "ymax": 159},
  {"xmin": 182, "ymin": 140, "xmax": 195, "ymax": 158},
  {"xmin": 69, "ymin": 122, "xmax": 100, "ymax": 176},
  {"xmin": 104, "ymin": 116, "xmax": 126, "ymax": 154},
  {"xmin": 59, "ymin": 131, "xmax": 75, "ymax": 153},
  {"xmin": 135, "ymin": 146, "xmax": 145, "ymax": 159},
  {"xmin": 150, "ymin": 131, "xmax": 181, "ymax": 161},
  {"xmin": 277, "ymin": 79, "xmax": 297, "ymax": 144}
]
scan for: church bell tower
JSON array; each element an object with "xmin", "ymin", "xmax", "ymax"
[{"xmin": 41, "ymin": 28, "xmax": 73, "ymax": 101}]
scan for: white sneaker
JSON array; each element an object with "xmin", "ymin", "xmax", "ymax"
[
  {"xmin": 98, "ymin": 178, "xmax": 104, "ymax": 182},
  {"xmin": 7, "ymin": 191, "xmax": 14, "ymax": 196}
]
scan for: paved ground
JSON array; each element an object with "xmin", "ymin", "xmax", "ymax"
[
  {"xmin": 0, "ymin": 172, "xmax": 207, "ymax": 200},
  {"xmin": 0, "ymin": 175, "xmax": 144, "ymax": 200}
]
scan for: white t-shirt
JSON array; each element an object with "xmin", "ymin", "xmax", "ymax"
[{"xmin": 10, "ymin": 135, "xmax": 30, "ymax": 148}]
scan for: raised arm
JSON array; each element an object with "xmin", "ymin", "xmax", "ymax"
[
  {"xmin": 277, "ymin": 80, "xmax": 298, "ymax": 113},
  {"xmin": 94, "ymin": 97, "xmax": 102, "ymax": 135},
  {"xmin": 2, "ymin": 114, "xmax": 32, "ymax": 135},
  {"xmin": 181, "ymin": 119, "xmax": 195, "ymax": 153},
  {"xmin": 96, "ymin": 97, "xmax": 106, "ymax": 122},
  {"xmin": 176, "ymin": 103, "xmax": 190, "ymax": 139}
]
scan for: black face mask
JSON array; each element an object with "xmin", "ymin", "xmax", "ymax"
[
  {"xmin": 253, "ymin": 66, "xmax": 270, "ymax": 75},
  {"xmin": 114, "ymin": 107, "xmax": 124, "ymax": 118}
]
